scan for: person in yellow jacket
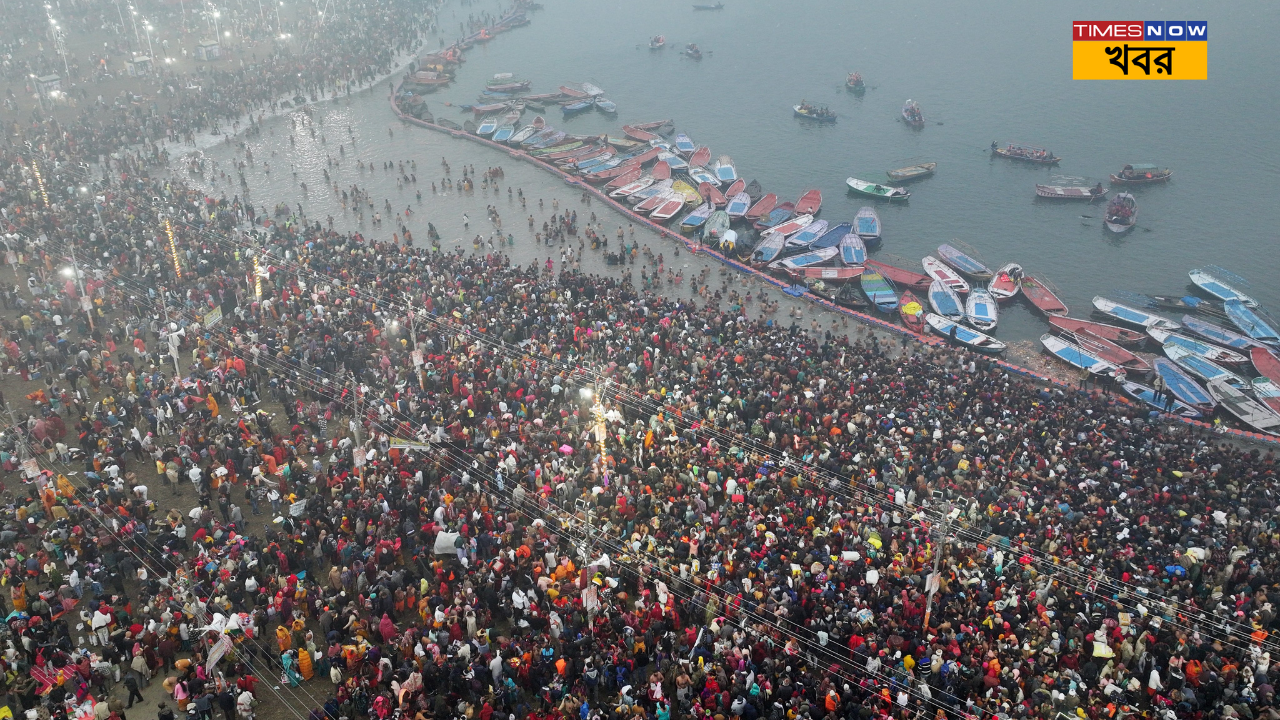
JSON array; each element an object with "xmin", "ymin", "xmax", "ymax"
[{"xmin": 207, "ymin": 394, "xmax": 219, "ymax": 418}]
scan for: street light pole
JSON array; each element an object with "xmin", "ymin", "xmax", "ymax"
[
  {"xmin": 921, "ymin": 500, "xmax": 953, "ymax": 636},
  {"xmin": 67, "ymin": 245, "xmax": 94, "ymax": 331}
]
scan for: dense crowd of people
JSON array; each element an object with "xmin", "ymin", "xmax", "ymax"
[{"xmin": 1, "ymin": 6, "xmax": 1280, "ymax": 720}]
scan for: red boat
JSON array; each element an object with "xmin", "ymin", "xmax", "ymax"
[
  {"xmin": 1047, "ymin": 316, "xmax": 1146, "ymax": 345},
  {"xmin": 689, "ymin": 146, "xmax": 711, "ymax": 168},
  {"xmin": 898, "ymin": 291, "xmax": 926, "ymax": 333},
  {"xmin": 787, "ymin": 266, "xmax": 865, "ymax": 283},
  {"xmin": 724, "ymin": 178, "xmax": 745, "ymax": 198},
  {"xmin": 559, "ymin": 85, "xmax": 590, "ymax": 98},
  {"xmin": 699, "ymin": 182, "xmax": 727, "ymax": 207},
  {"xmin": 1020, "ymin": 275, "xmax": 1068, "ymax": 315},
  {"xmin": 1252, "ymin": 347, "xmax": 1280, "ymax": 385},
  {"xmin": 585, "ymin": 164, "xmax": 636, "ymax": 182},
  {"xmin": 795, "ymin": 189, "xmax": 822, "ymax": 215},
  {"xmin": 619, "ymin": 147, "xmax": 661, "ymax": 168},
  {"xmin": 1068, "ymin": 331, "xmax": 1150, "ymax": 372},
  {"xmin": 543, "ymin": 144, "xmax": 600, "ymax": 161},
  {"xmin": 621, "ymin": 125, "xmax": 658, "ymax": 142},
  {"xmin": 651, "ymin": 161, "xmax": 671, "ymax": 180},
  {"xmin": 744, "ymin": 193, "xmax": 777, "ymax": 221},
  {"xmin": 865, "ymin": 259, "xmax": 933, "ymax": 292},
  {"xmin": 603, "ymin": 168, "xmax": 643, "ymax": 189}
]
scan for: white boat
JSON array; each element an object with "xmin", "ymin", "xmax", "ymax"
[
  {"xmin": 927, "ymin": 314, "xmax": 1006, "ymax": 352},
  {"xmin": 688, "ymin": 166, "xmax": 719, "ymax": 187},
  {"xmin": 628, "ymin": 179, "xmax": 673, "ymax": 205},
  {"xmin": 839, "ymin": 231, "xmax": 866, "ymax": 266},
  {"xmin": 1041, "ymin": 333, "xmax": 1116, "ymax": 374},
  {"xmin": 1120, "ymin": 381, "xmax": 1203, "ymax": 419},
  {"xmin": 714, "ymin": 156, "xmax": 737, "ymax": 183},
  {"xmin": 725, "ymin": 192, "xmax": 751, "ymax": 218},
  {"xmin": 580, "ymin": 82, "xmax": 605, "ymax": 96},
  {"xmin": 673, "ymin": 133, "xmax": 696, "ymax": 156},
  {"xmin": 1188, "ymin": 268, "xmax": 1257, "ymax": 307},
  {"xmin": 921, "ymin": 255, "xmax": 970, "ymax": 294},
  {"xmin": 751, "ymin": 231, "xmax": 787, "ymax": 265},
  {"xmin": 609, "ymin": 175, "xmax": 655, "ymax": 198},
  {"xmin": 854, "ymin": 207, "xmax": 881, "ymax": 244},
  {"xmin": 965, "ymin": 287, "xmax": 999, "ymax": 331},
  {"xmin": 1146, "ymin": 328, "xmax": 1249, "ymax": 365},
  {"xmin": 1163, "ymin": 344, "xmax": 1249, "ymax": 389},
  {"xmin": 1206, "ymin": 378, "xmax": 1280, "ymax": 434},
  {"xmin": 784, "ymin": 220, "xmax": 828, "ymax": 249},
  {"xmin": 987, "ymin": 262, "xmax": 1024, "ymax": 302},
  {"xmin": 772, "ymin": 246, "xmax": 840, "ymax": 271},
  {"xmin": 845, "ymin": 177, "xmax": 910, "ymax": 201},
  {"xmin": 927, "ymin": 280, "xmax": 964, "ymax": 321},
  {"xmin": 1092, "ymin": 296, "xmax": 1180, "ymax": 330},
  {"xmin": 507, "ymin": 124, "xmax": 542, "ymax": 145}
]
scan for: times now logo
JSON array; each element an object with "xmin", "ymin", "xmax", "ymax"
[{"xmin": 1072, "ymin": 21, "xmax": 1207, "ymax": 41}]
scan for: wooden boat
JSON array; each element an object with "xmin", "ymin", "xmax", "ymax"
[
  {"xmin": 1208, "ymin": 379, "xmax": 1280, "ymax": 434},
  {"xmin": 476, "ymin": 115, "xmax": 502, "ymax": 135},
  {"xmin": 1035, "ymin": 184, "xmax": 1107, "ymax": 200},
  {"xmin": 811, "ymin": 222, "xmax": 851, "ymax": 250},
  {"xmin": 1188, "ymin": 268, "xmax": 1257, "ymax": 307},
  {"xmin": 1041, "ymin": 334, "xmax": 1116, "ymax": 374},
  {"xmin": 680, "ymin": 202, "xmax": 715, "ymax": 233},
  {"xmin": 687, "ymin": 165, "xmax": 719, "ymax": 188},
  {"xmin": 793, "ymin": 103, "xmax": 836, "ymax": 123},
  {"xmin": 610, "ymin": 175, "xmax": 654, "ymax": 198},
  {"xmin": 562, "ymin": 100, "xmax": 594, "ymax": 117},
  {"xmin": 657, "ymin": 152, "xmax": 687, "ymax": 172},
  {"xmin": 538, "ymin": 143, "xmax": 594, "ymax": 160},
  {"xmin": 684, "ymin": 43, "xmax": 703, "ymax": 59},
  {"xmin": 594, "ymin": 98, "xmax": 618, "ymax": 114},
  {"xmin": 1164, "ymin": 345, "xmax": 1248, "ymax": 389},
  {"xmin": 1121, "ymin": 381, "xmax": 1203, "ymax": 418},
  {"xmin": 1254, "ymin": 378, "xmax": 1280, "ymax": 416},
  {"xmin": 1020, "ymin": 275, "xmax": 1068, "ymax": 316},
  {"xmin": 901, "ymin": 99, "xmax": 924, "ymax": 128},
  {"xmin": 899, "ymin": 291, "xmax": 925, "ymax": 333},
  {"xmin": 1048, "ymin": 316, "xmax": 1146, "ymax": 345},
  {"xmin": 692, "ymin": 2, "xmax": 723, "ymax": 9},
  {"xmin": 470, "ymin": 102, "xmax": 510, "ymax": 116},
  {"xmin": 1183, "ymin": 315, "xmax": 1264, "ymax": 350},
  {"xmin": 745, "ymin": 179, "xmax": 763, "ymax": 203},
  {"xmin": 488, "ymin": 81, "xmax": 531, "ymax": 93},
  {"xmin": 528, "ymin": 130, "xmax": 567, "ymax": 149},
  {"xmin": 702, "ymin": 211, "xmax": 731, "ymax": 244},
  {"xmin": 651, "ymin": 161, "xmax": 672, "ymax": 180},
  {"xmin": 861, "ymin": 269, "xmax": 899, "ymax": 313},
  {"xmin": 1092, "ymin": 296, "xmax": 1179, "ymax": 330},
  {"xmin": 987, "ymin": 263, "xmax": 1024, "ymax": 302},
  {"xmin": 922, "ymin": 256, "xmax": 970, "ymax": 294},
  {"xmin": 753, "ymin": 201, "xmax": 796, "ymax": 231},
  {"xmin": 936, "ymin": 243, "xmax": 992, "ymax": 280},
  {"xmin": 561, "ymin": 149, "xmax": 609, "ymax": 168},
  {"xmin": 714, "ymin": 156, "xmax": 737, "ymax": 183},
  {"xmin": 835, "ymin": 283, "xmax": 870, "ymax": 310},
  {"xmin": 463, "ymin": 120, "xmax": 479, "ymax": 134},
  {"xmin": 723, "ymin": 178, "xmax": 745, "ymax": 199},
  {"xmin": 633, "ymin": 184, "xmax": 674, "ymax": 210},
  {"xmin": 1152, "ymin": 357, "xmax": 1215, "ymax": 410},
  {"xmin": 604, "ymin": 168, "xmax": 644, "ymax": 191},
  {"xmin": 784, "ymin": 219, "xmax": 827, "ymax": 249},
  {"xmin": 649, "ymin": 35, "xmax": 666, "ymax": 49},
  {"xmin": 1066, "ymin": 331, "xmax": 1149, "ymax": 372},
  {"xmin": 507, "ymin": 117, "xmax": 545, "ymax": 145},
  {"xmin": 521, "ymin": 128, "xmax": 560, "ymax": 147},
  {"xmin": 725, "ymin": 192, "xmax": 751, "ymax": 218},
  {"xmin": 992, "ymin": 142, "xmax": 1060, "ymax": 165},
  {"xmin": 673, "ymin": 133, "xmax": 696, "ymax": 156},
  {"xmin": 491, "ymin": 123, "xmax": 517, "ymax": 142},
  {"xmin": 1110, "ymin": 164, "xmax": 1173, "ymax": 185},
  {"xmin": 649, "ymin": 194, "xmax": 686, "ymax": 222},
  {"xmin": 436, "ymin": 118, "xmax": 463, "ymax": 131},
  {"xmin": 631, "ymin": 119, "xmax": 673, "ymax": 131},
  {"xmin": 846, "ymin": 72, "xmax": 865, "ymax": 92},
  {"xmin": 750, "ymin": 231, "xmax": 787, "ymax": 265},
  {"xmin": 579, "ymin": 83, "xmax": 605, "ymax": 96},
  {"xmin": 773, "ymin": 246, "xmax": 839, "ymax": 271},
  {"xmin": 768, "ymin": 213, "xmax": 814, "ymax": 240},
  {"xmin": 1148, "ymin": 328, "xmax": 1247, "ymax": 365},
  {"xmin": 786, "ymin": 265, "xmax": 864, "ymax": 283},
  {"xmin": 846, "ymin": 177, "xmax": 910, "ymax": 201},
  {"xmin": 930, "ymin": 314, "xmax": 1006, "ymax": 352},
  {"xmin": 865, "ymin": 258, "xmax": 933, "ymax": 292},
  {"xmin": 928, "ymin": 280, "xmax": 964, "ymax": 322},
  {"xmin": 688, "ymin": 146, "xmax": 711, "ymax": 168},
  {"xmin": 1252, "ymin": 348, "xmax": 1280, "ymax": 385},
  {"xmin": 621, "ymin": 125, "xmax": 658, "ymax": 142},
  {"xmin": 794, "ymin": 189, "xmax": 822, "ymax": 215},
  {"xmin": 579, "ymin": 156, "xmax": 622, "ymax": 175},
  {"xmin": 669, "ymin": 180, "xmax": 702, "ymax": 205},
  {"xmin": 698, "ymin": 182, "xmax": 727, "ymax": 207},
  {"xmin": 1225, "ymin": 299, "xmax": 1280, "ymax": 346},
  {"xmin": 1104, "ymin": 193, "xmax": 1137, "ymax": 233},
  {"xmin": 838, "ymin": 229, "xmax": 866, "ymax": 266},
  {"xmin": 606, "ymin": 137, "xmax": 645, "ymax": 150},
  {"xmin": 744, "ymin": 193, "xmax": 777, "ymax": 221},
  {"xmin": 965, "ymin": 287, "xmax": 999, "ymax": 331},
  {"xmin": 886, "ymin": 163, "xmax": 936, "ymax": 182},
  {"xmin": 853, "ymin": 207, "xmax": 881, "ymax": 246}
]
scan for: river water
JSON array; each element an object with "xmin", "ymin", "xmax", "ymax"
[{"xmin": 185, "ymin": 0, "xmax": 1280, "ymax": 349}]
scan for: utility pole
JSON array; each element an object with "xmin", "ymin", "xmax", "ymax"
[
  {"xmin": 921, "ymin": 499, "xmax": 953, "ymax": 635},
  {"xmin": 350, "ymin": 370, "xmax": 363, "ymax": 446},
  {"xmin": 68, "ymin": 245, "xmax": 94, "ymax": 331}
]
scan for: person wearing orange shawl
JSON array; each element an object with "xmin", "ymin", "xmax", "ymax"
[
  {"xmin": 275, "ymin": 623, "xmax": 292, "ymax": 652},
  {"xmin": 297, "ymin": 645, "xmax": 314, "ymax": 681}
]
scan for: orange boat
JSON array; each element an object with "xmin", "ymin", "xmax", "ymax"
[
  {"xmin": 699, "ymin": 182, "xmax": 727, "ymax": 207},
  {"xmin": 744, "ymin": 193, "xmax": 777, "ymax": 221},
  {"xmin": 795, "ymin": 189, "xmax": 822, "ymax": 215}
]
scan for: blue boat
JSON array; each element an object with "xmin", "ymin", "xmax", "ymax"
[
  {"xmin": 578, "ymin": 156, "xmax": 621, "ymax": 174},
  {"xmin": 528, "ymin": 130, "xmax": 567, "ymax": 149},
  {"xmin": 928, "ymin": 314, "xmax": 1006, "ymax": 352},
  {"xmin": 1120, "ymin": 381, "xmax": 1203, "ymax": 418},
  {"xmin": 520, "ymin": 128, "xmax": 558, "ymax": 147},
  {"xmin": 725, "ymin": 192, "xmax": 751, "ymax": 217},
  {"xmin": 861, "ymin": 269, "xmax": 899, "ymax": 313},
  {"xmin": 1041, "ymin": 334, "xmax": 1115, "ymax": 374},
  {"xmin": 854, "ymin": 207, "xmax": 881, "ymax": 246},
  {"xmin": 679, "ymin": 202, "xmax": 714, "ymax": 233},
  {"xmin": 811, "ymin": 222, "xmax": 852, "ymax": 251},
  {"xmin": 476, "ymin": 115, "xmax": 502, "ymax": 136},
  {"xmin": 1189, "ymin": 268, "xmax": 1257, "ymax": 307},
  {"xmin": 1164, "ymin": 345, "xmax": 1249, "ymax": 389},
  {"xmin": 1152, "ymin": 357, "xmax": 1215, "ymax": 409},
  {"xmin": 928, "ymin": 280, "xmax": 964, "ymax": 321},
  {"xmin": 1092, "ymin": 296, "xmax": 1179, "ymax": 330},
  {"xmin": 937, "ymin": 243, "xmax": 994, "ymax": 280},
  {"xmin": 965, "ymin": 287, "xmax": 999, "ymax": 331},
  {"xmin": 562, "ymin": 100, "xmax": 594, "ymax": 117},
  {"xmin": 838, "ymin": 230, "xmax": 865, "ymax": 266},
  {"xmin": 594, "ymin": 97, "xmax": 617, "ymax": 114},
  {"xmin": 492, "ymin": 124, "xmax": 516, "ymax": 143},
  {"xmin": 784, "ymin": 220, "xmax": 828, "ymax": 249},
  {"xmin": 1180, "ymin": 315, "xmax": 1262, "ymax": 350},
  {"xmin": 757, "ymin": 205, "xmax": 794, "ymax": 231},
  {"xmin": 1225, "ymin": 299, "xmax": 1280, "ymax": 347},
  {"xmin": 673, "ymin": 133, "xmax": 696, "ymax": 156}
]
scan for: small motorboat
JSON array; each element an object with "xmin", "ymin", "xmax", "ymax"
[
  {"xmin": 922, "ymin": 256, "xmax": 970, "ymax": 294},
  {"xmin": 1041, "ymin": 334, "xmax": 1116, "ymax": 374},
  {"xmin": 680, "ymin": 203, "xmax": 713, "ymax": 234},
  {"xmin": 1035, "ymin": 183, "xmax": 1107, "ymax": 200},
  {"xmin": 1110, "ymin": 163, "xmax": 1173, "ymax": 185},
  {"xmin": 928, "ymin": 280, "xmax": 964, "ymax": 322},
  {"xmin": 1152, "ymin": 357, "xmax": 1215, "ymax": 411},
  {"xmin": 1188, "ymin": 268, "xmax": 1257, "ymax": 307},
  {"xmin": 1183, "ymin": 315, "xmax": 1265, "ymax": 350},
  {"xmin": 1225, "ymin": 299, "xmax": 1280, "ymax": 347},
  {"xmin": 1047, "ymin": 316, "xmax": 1147, "ymax": 345},
  {"xmin": 987, "ymin": 263, "xmax": 1024, "ymax": 302},
  {"xmin": 936, "ymin": 243, "xmax": 992, "ymax": 281},
  {"xmin": 965, "ymin": 287, "xmax": 999, "ymax": 331},
  {"xmin": 929, "ymin": 314, "xmax": 1006, "ymax": 352},
  {"xmin": 649, "ymin": 35, "xmax": 666, "ymax": 49},
  {"xmin": 1104, "ymin": 193, "xmax": 1137, "ymax": 233},
  {"xmin": 794, "ymin": 189, "xmax": 822, "ymax": 215},
  {"xmin": 864, "ymin": 258, "xmax": 933, "ymax": 292},
  {"xmin": 725, "ymin": 192, "xmax": 751, "ymax": 218},
  {"xmin": 744, "ymin": 193, "xmax": 777, "ymax": 221},
  {"xmin": 901, "ymin": 99, "xmax": 924, "ymax": 128},
  {"xmin": 991, "ymin": 142, "xmax": 1060, "ymax": 164},
  {"xmin": 1092, "ymin": 296, "xmax": 1179, "ymax": 330},
  {"xmin": 594, "ymin": 97, "xmax": 618, "ymax": 114},
  {"xmin": 1164, "ymin": 345, "xmax": 1249, "ymax": 389},
  {"xmin": 1121, "ymin": 381, "xmax": 1203, "ymax": 418},
  {"xmin": 698, "ymin": 182, "xmax": 727, "ymax": 207},
  {"xmin": 838, "ymin": 229, "xmax": 866, "ymax": 266},
  {"xmin": 811, "ymin": 222, "xmax": 851, "ymax": 250},
  {"xmin": 714, "ymin": 156, "xmax": 737, "ymax": 183},
  {"xmin": 673, "ymin": 133, "xmax": 696, "ymax": 155},
  {"xmin": 692, "ymin": 2, "xmax": 723, "ymax": 9},
  {"xmin": 1020, "ymin": 275, "xmax": 1068, "ymax": 316},
  {"xmin": 846, "ymin": 72, "xmax": 865, "ymax": 92},
  {"xmin": 899, "ymin": 291, "xmax": 925, "ymax": 333},
  {"xmin": 784, "ymin": 219, "xmax": 827, "ymax": 249},
  {"xmin": 854, "ymin": 207, "xmax": 881, "ymax": 246},
  {"xmin": 793, "ymin": 102, "xmax": 837, "ymax": 123},
  {"xmin": 860, "ymin": 268, "xmax": 899, "ymax": 313},
  {"xmin": 684, "ymin": 43, "xmax": 703, "ymax": 59},
  {"xmin": 753, "ymin": 202, "xmax": 796, "ymax": 232},
  {"xmin": 1148, "ymin": 328, "xmax": 1249, "ymax": 365},
  {"xmin": 1207, "ymin": 378, "xmax": 1280, "ymax": 434},
  {"xmin": 846, "ymin": 177, "xmax": 910, "ymax": 201},
  {"xmin": 886, "ymin": 163, "xmax": 936, "ymax": 182}
]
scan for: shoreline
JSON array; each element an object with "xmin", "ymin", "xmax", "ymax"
[{"xmin": 386, "ymin": 87, "xmax": 1280, "ymax": 448}]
